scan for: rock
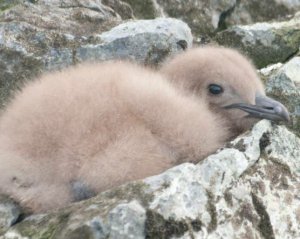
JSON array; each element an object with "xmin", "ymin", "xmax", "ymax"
[
  {"xmin": 260, "ymin": 57, "xmax": 300, "ymax": 136},
  {"xmin": 122, "ymin": 0, "xmax": 163, "ymax": 19},
  {"xmin": 2, "ymin": 120, "xmax": 299, "ymax": 238},
  {"xmin": 226, "ymin": 0, "xmax": 300, "ymax": 26},
  {"xmin": 77, "ymin": 18, "xmax": 192, "ymax": 65},
  {"xmin": 0, "ymin": 195, "xmax": 21, "ymax": 235},
  {"xmin": 0, "ymin": 0, "xmax": 120, "ymax": 108},
  {"xmin": 155, "ymin": 0, "xmax": 236, "ymax": 38},
  {"xmin": 0, "ymin": 1, "xmax": 299, "ymax": 238},
  {"xmin": 0, "ymin": 0, "xmax": 21, "ymax": 12},
  {"xmin": 215, "ymin": 14, "xmax": 300, "ymax": 68},
  {"xmin": 102, "ymin": 0, "xmax": 134, "ymax": 19},
  {"xmin": 0, "ymin": 0, "xmax": 192, "ymax": 108},
  {"xmin": 0, "ymin": 1, "xmax": 121, "ymax": 35}
]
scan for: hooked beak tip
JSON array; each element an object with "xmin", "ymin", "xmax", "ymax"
[
  {"xmin": 274, "ymin": 105, "xmax": 290, "ymax": 122},
  {"xmin": 224, "ymin": 93, "xmax": 290, "ymax": 123}
]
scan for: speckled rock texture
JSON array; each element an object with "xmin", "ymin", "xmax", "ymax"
[
  {"xmin": 215, "ymin": 15, "xmax": 300, "ymax": 68},
  {"xmin": 260, "ymin": 57, "xmax": 300, "ymax": 136},
  {"xmin": 226, "ymin": 0, "xmax": 300, "ymax": 26},
  {"xmin": 77, "ymin": 18, "xmax": 192, "ymax": 65},
  {"xmin": 0, "ymin": 0, "xmax": 191, "ymax": 108},
  {"xmin": 1, "ymin": 120, "xmax": 299, "ymax": 238},
  {"xmin": 155, "ymin": 0, "xmax": 237, "ymax": 38},
  {"xmin": 0, "ymin": 196, "xmax": 21, "ymax": 235},
  {"xmin": 100, "ymin": 0, "xmax": 300, "ymax": 40},
  {"xmin": 1, "ymin": 1, "xmax": 300, "ymax": 239}
]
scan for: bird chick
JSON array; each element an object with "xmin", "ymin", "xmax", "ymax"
[{"xmin": 0, "ymin": 47, "xmax": 289, "ymax": 213}]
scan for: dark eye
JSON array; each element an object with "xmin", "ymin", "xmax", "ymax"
[{"xmin": 208, "ymin": 84, "xmax": 223, "ymax": 95}]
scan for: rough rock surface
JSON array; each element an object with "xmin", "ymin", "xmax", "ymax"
[
  {"xmin": 1, "ymin": 1, "xmax": 300, "ymax": 239},
  {"xmin": 155, "ymin": 0, "xmax": 236, "ymax": 38},
  {"xmin": 106, "ymin": 0, "xmax": 300, "ymax": 40},
  {"xmin": 226, "ymin": 0, "xmax": 300, "ymax": 26},
  {"xmin": 0, "ymin": 0, "xmax": 191, "ymax": 108},
  {"xmin": 0, "ymin": 196, "xmax": 21, "ymax": 235},
  {"xmin": 260, "ymin": 57, "xmax": 300, "ymax": 136},
  {"xmin": 1, "ymin": 120, "xmax": 299, "ymax": 238},
  {"xmin": 77, "ymin": 18, "xmax": 192, "ymax": 65},
  {"xmin": 215, "ymin": 14, "xmax": 300, "ymax": 68},
  {"xmin": 122, "ymin": 0, "xmax": 163, "ymax": 19}
]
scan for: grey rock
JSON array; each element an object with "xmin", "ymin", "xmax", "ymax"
[
  {"xmin": 121, "ymin": 0, "xmax": 163, "ymax": 19},
  {"xmin": 77, "ymin": 18, "xmax": 193, "ymax": 65},
  {"xmin": 0, "ymin": 0, "xmax": 192, "ymax": 108},
  {"xmin": 215, "ymin": 15, "xmax": 300, "ymax": 68},
  {"xmin": 260, "ymin": 57, "xmax": 300, "ymax": 136},
  {"xmin": 155, "ymin": 0, "xmax": 236, "ymax": 38},
  {"xmin": 2, "ymin": 120, "xmax": 299, "ymax": 238},
  {"xmin": 0, "ymin": 1, "xmax": 299, "ymax": 238},
  {"xmin": 0, "ymin": 196, "xmax": 21, "ymax": 235},
  {"xmin": 103, "ymin": 0, "xmax": 134, "ymax": 19},
  {"xmin": 109, "ymin": 201, "xmax": 146, "ymax": 239},
  {"xmin": 0, "ymin": 0, "xmax": 120, "ymax": 108},
  {"xmin": 226, "ymin": 0, "xmax": 300, "ymax": 27},
  {"xmin": 0, "ymin": 0, "xmax": 21, "ymax": 12}
]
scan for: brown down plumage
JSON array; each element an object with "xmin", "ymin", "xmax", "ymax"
[{"xmin": 0, "ymin": 46, "xmax": 289, "ymax": 213}]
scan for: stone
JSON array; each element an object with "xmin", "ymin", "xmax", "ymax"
[
  {"xmin": 260, "ymin": 57, "xmax": 300, "ymax": 136},
  {"xmin": 2, "ymin": 120, "xmax": 299, "ymax": 238},
  {"xmin": 155, "ymin": 0, "xmax": 236, "ymax": 38},
  {"xmin": 102, "ymin": 0, "xmax": 134, "ymax": 19},
  {"xmin": 0, "ymin": 0, "xmax": 120, "ymax": 108},
  {"xmin": 122, "ymin": 0, "xmax": 163, "ymax": 19},
  {"xmin": 0, "ymin": 0, "xmax": 192, "ymax": 108},
  {"xmin": 215, "ymin": 14, "xmax": 300, "ymax": 68},
  {"xmin": 77, "ymin": 18, "xmax": 193, "ymax": 65},
  {"xmin": 0, "ymin": 195, "xmax": 21, "ymax": 235},
  {"xmin": 109, "ymin": 201, "xmax": 146, "ymax": 239},
  {"xmin": 226, "ymin": 0, "xmax": 300, "ymax": 27},
  {"xmin": 0, "ymin": 1, "xmax": 299, "ymax": 238}
]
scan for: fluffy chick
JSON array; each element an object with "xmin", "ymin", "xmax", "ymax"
[{"xmin": 0, "ymin": 47, "xmax": 289, "ymax": 213}]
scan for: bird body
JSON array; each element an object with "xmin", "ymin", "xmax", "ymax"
[{"xmin": 0, "ymin": 47, "xmax": 289, "ymax": 213}]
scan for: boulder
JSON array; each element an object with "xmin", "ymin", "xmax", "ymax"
[
  {"xmin": 0, "ymin": 0, "xmax": 120, "ymax": 108},
  {"xmin": 0, "ymin": 0, "xmax": 192, "ymax": 108},
  {"xmin": 0, "ymin": 1, "xmax": 299, "ymax": 238},
  {"xmin": 0, "ymin": 196, "xmax": 21, "ymax": 235},
  {"xmin": 121, "ymin": 0, "xmax": 163, "ymax": 19},
  {"xmin": 260, "ymin": 57, "xmax": 300, "ymax": 136},
  {"xmin": 1, "ymin": 120, "xmax": 299, "ymax": 238},
  {"xmin": 215, "ymin": 14, "xmax": 300, "ymax": 68},
  {"xmin": 77, "ymin": 18, "xmax": 192, "ymax": 65},
  {"xmin": 226, "ymin": 0, "xmax": 300, "ymax": 26},
  {"xmin": 155, "ymin": 0, "xmax": 236, "ymax": 38}
]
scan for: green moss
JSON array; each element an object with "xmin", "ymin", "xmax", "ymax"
[
  {"xmin": 145, "ymin": 210, "xmax": 203, "ymax": 238},
  {"xmin": 122, "ymin": 0, "xmax": 158, "ymax": 19},
  {"xmin": 251, "ymin": 193, "xmax": 275, "ymax": 239},
  {"xmin": 224, "ymin": 190, "xmax": 233, "ymax": 207},
  {"xmin": 0, "ymin": 48, "xmax": 43, "ymax": 108},
  {"xmin": 206, "ymin": 190, "xmax": 217, "ymax": 233},
  {"xmin": 104, "ymin": 182, "xmax": 154, "ymax": 208},
  {"xmin": 144, "ymin": 44, "xmax": 172, "ymax": 67},
  {"xmin": 246, "ymin": 1, "xmax": 290, "ymax": 22},
  {"xmin": 0, "ymin": 0, "xmax": 21, "ymax": 12},
  {"xmin": 259, "ymin": 132, "xmax": 271, "ymax": 152},
  {"xmin": 64, "ymin": 225, "xmax": 94, "ymax": 239},
  {"xmin": 215, "ymin": 25, "xmax": 300, "ymax": 68},
  {"xmin": 190, "ymin": 219, "xmax": 202, "ymax": 232},
  {"xmin": 292, "ymin": 115, "xmax": 300, "ymax": 137},
  {"xmin": 14, "ymin": 212, "xmax": 71, "ymax": 239},
  {"xmin": 145, "ymin": 210, "xmax": 189, "ymax": 238}
]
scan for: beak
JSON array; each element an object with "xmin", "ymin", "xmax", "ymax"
[{"xmin": 224, "ymin": 93, "xmax": 290, "ymax": 122}]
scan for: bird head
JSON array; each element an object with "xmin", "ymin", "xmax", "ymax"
[{"xmin": 161, "ymin": 46, "xmax": 290, "ymax": 134}]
